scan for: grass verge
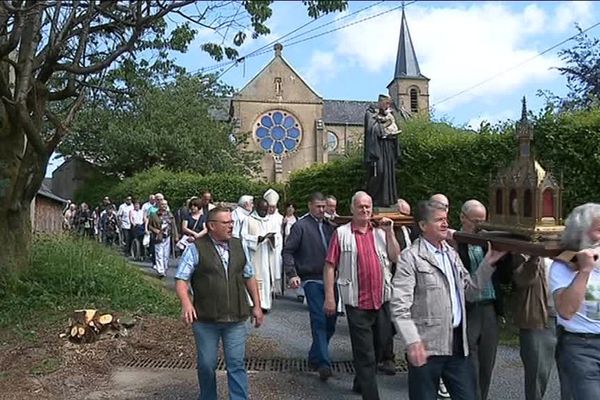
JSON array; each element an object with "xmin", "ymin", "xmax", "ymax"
[{"xmin": 0, "ymin": 234, "xmax": 179, "ymax": 341}]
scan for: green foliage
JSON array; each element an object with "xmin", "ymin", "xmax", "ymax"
[
  {"xmin": 546, "ymin": 26, "xmax": 600, "ymax": 110},
  {"xmin": 79, "ymin": 166, "xmax": 284, "ymax": 208},
  {"xmin": 288, "ymin": 158, "xmax": 364, "ymax": 215},
  {"xmin": 288, "ymin": 118, "xmax": 516, "ymax": 224},
  {"xmin": 201, "ymin": 1, "xmax": 348, "ymax": 61},
  {"xmin": 533, "ymin": 106, "xmax": 600, "ymax": 212},
  {"xmin": 60, "ymin": 76, "xmax": 260, "ymax": 177},
  {"xmin": 0, "ymin": 236, "xmax": 179, "ymax": 331},
  {"xmin": 287, "ymin": 108, "xmax": 600, "ymax": 224}
]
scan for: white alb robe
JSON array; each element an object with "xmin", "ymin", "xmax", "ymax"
[
  {"xmin": 241, "ymin": 212, "xmax": 282, "ymax": 310},
  {"xmin": 232, "ymin": 206, "xmax": 251, "ymax": 239}
]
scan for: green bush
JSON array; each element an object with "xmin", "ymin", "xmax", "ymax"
[
  {"xmin": 288, "ymin": 118, "xmax": 516, "ymax": 224},
  {"xmin": 287, "ymin": 108, "xmax": 600, "ymax": 223},
  {"xmin": 0, "ymin": 235, "xmax": 179, "ymax": 330},
  {"xmin": 77, "ymin": 166, "xmax": 286, "ymax": 208},
  {"xmin": 534, "ymin": 107, "xmax": 600, "ymax": 213}
]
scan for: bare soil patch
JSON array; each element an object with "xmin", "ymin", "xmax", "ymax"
[{"xmin": 0, "ymin": 315, "xmax": 279, "ymax": 400}]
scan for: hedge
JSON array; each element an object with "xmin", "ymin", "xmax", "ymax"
[
  {"xmin": 76, "ymin": 107, "xmax": 600, "ymax": 222},
  {"xmin": 288, "ymin": 108, "xmax": 600, "ymax": 224},
  {"xmin": 288, "ymin": 118, "xmax": 516, "ymax": 225},
  {"xmin": 76, "ymin": 166, "xmax": 285, "ymax": 208}
]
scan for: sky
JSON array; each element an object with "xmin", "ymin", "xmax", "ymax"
[{"xmin": 46, "ymin": 0, "xmax": 600, "ymax": 176}]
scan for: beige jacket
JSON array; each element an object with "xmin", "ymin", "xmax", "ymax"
[{"xmin": 390, "ymin": 237, "xmax": 495, "ymax": 356}]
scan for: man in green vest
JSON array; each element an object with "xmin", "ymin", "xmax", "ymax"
[{"xmin": 175, "ymin": 206, "xmax": 264, "ymax": 400}]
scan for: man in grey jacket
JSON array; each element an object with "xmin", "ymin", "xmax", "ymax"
[{"xmin": 390, "ymin": 200, "xmax": 506, "ymax": 400}]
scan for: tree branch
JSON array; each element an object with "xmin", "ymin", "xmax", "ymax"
[{"xmin": 45, "ymin": 90, "xmax": 85, "ymax": 155}]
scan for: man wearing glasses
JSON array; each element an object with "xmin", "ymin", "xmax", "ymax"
[
  {"xmin": 174, "ymin": 206, "xmax": 263, "ymax": 400},
  {"xmin": 457, "ymin": 199, "xmax": 511, "ymax": 400}
]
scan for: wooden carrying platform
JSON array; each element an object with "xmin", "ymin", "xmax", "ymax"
[
  {"xmin": 333, "ymin": 214, "xmax": 415, "ymax": 227},
  {"xmin": 453, "ymin": 231, "xmax": 564, "ymax": 258}
]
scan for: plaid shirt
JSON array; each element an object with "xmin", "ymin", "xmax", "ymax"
[{"xmin": 175, "ymin": 242, "xmax": 254, "ymax": 281}]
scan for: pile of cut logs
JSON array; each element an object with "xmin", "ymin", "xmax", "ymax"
[{"xmin": 61, "ymin": 309, "xmax": 135, "ymax": 343}]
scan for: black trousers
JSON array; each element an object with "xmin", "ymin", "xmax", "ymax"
[
  {"xmin": 374, "ymin": 301, "xmax": 395, "ymax": 363},
  {"xmin": 346, "ymin": 304, "xmax": 392, "ymax": 400},
  {"xmin": 407, "ymin": 325, "xmax": 476, "ymax": 400}
]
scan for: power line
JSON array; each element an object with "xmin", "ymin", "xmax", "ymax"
[
  {"xmin": 432, "ymin": 20, "xmax": 600, "ymax": 108},
  {"xmin": 192, "ymin": 0, "xmax": 402, "ymax": 76}
]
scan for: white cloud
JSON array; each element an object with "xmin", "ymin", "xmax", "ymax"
[
  {"xmin": 329, "ymin": 1, "xmax": 592, "ymax": 111},
  {"xmin": 553, "ymin": 1, "xmax": 594, "ymax": 32},
  {"xmin": 302, "ymin": 50, "xmax": 338, "ymax": 87}
]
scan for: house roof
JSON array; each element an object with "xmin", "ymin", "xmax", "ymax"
[
  {"xmin": 236, "ymin": 44, "xmax": 322, "ymax": 101},
  {"xmin": 38, "ymin": 179, "xmax": 68, "ymax": 203},
  {"xmin": 393, "ymin": 10, "xmax": 428, "ymax": 80},
  {"xmin": 208, "ymin": 98, "xmax": 232, "ymax": 122},
  {"xmin": 323, "ymin": 99, "xmax": 376, "ymax": 125}
]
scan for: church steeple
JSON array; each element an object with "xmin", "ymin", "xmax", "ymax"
[
  {"xmin": 387, "ymin": 8, "xmax": 429, "ymax": 117},
  {"xmin": 394, "ymin": 9, "xmax": 425, "ymax": 79}
]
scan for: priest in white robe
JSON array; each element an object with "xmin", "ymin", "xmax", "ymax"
[
  {"xmin": 232, "ymin": 195, "xmax": 253, "ymax": 239},
  {"xmin": 264, "ymin": 188, "xmax": 284, "ymax": 296},
  {"xmin": 241, "ymin": 198, "xmax": 279, "ymax": 311}
]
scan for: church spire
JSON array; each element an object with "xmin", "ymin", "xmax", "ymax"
[{"xmin": 394, "ymin": 8, "xmax": 425, "ymax": 79}]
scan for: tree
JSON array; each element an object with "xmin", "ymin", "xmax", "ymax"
[
  {"xmin": 0, "ymin": 0, "xmax": 347, "ymax": 272},
  {"xmin": 59, "ymin": 75, "xmax": 261, "ymax": 177},
  {"xmin": 541, "ymin": 26, "xmax": 600, "ymax": 110}
]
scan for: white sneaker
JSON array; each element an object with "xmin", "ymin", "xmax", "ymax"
[{"xmin": 437, "ymin": 380, "xmax": 450, "ymax": 399}]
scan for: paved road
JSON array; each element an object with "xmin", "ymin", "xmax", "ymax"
[{"xmin": 119, "ymin": 259, "xmax": 563, "ymax": 400}]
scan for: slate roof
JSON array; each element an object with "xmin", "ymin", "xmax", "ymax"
[
  {"xmin": 323, "ymin": 99, "xmax": 376, "ymax": 125},
  {"xmin": 393, "ymin": 10, "xmax": 428, "ymax": 80},
  {"xmin": 38, "ymin": 179, "xmax": 68, "ymax": 203},
  {"xmin": 208, "ymin": 98, "xmax": 232, "ymax": 122}
]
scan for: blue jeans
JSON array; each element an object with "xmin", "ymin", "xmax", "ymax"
[
  {"xmin": 304, "ymin": 281, "xmax": 337, "ymax": 368},
  {"xmin": 556, "ymin": 331, "xmax": 600, "ymax": 400},
  {"xmin": 192, "ymin": 321, "xmax": 248, "ymax": 400}
]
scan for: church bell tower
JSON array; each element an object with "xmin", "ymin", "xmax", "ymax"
[{"xmin": 387, "ymin": 7, "xmax": 429, "ymax": 117}]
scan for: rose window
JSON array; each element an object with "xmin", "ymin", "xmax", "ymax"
[{"xmin": 254, "ymin": 110, "xmax": 302, "ymax": 156}]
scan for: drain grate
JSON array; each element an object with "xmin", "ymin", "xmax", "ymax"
[{"xmin": 122, "ymin": 357, "xmax": 407, "ymax": 374}]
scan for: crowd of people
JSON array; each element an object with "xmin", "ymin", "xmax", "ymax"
[{"xmin": 66, "ymin": 189, "xmax": 600, "ymax": 400}]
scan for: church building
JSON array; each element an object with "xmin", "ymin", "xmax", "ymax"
[{"xmin": 228, "ymin": 10, "xmax": 429, "ymax": 182}]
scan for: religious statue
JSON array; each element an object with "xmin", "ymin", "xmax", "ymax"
[{"xmin": 364, "ymin": 94, "xmax": 400, "ymax": 208}]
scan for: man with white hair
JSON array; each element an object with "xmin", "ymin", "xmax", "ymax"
[
  {"xmin": 324, "ymin": 191, "xmax": 400, "ymax": 399},
  {"xmin": 264, "ymin": 188, "xmax": 284, "ymax": 296},
  {"xmin": 550, "ymin": 203, "xmax": 600, "ymax": 400},
  {"xmin": 392, "ymin": 199, "xmax": 507, "ymax": 400},
  {"xmin": 232, "ymin": 195, "xmax": 253, "ymax": 239},
  {"xmin": 430, "ymin": 193, "xmax": 449, "ymax": 211}
]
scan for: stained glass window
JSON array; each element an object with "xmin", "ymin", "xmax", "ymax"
[{"xmin": 254, "ymin": 110, "xmax": 302, "ymax": 155}]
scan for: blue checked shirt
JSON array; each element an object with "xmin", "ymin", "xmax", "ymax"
[{"xmin": 175, "ymin": 242, "xmax": 255, "ymax": 281}]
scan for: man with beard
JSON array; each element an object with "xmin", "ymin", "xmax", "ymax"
[{"xmin": 551, "ymin": 203, "xmax": 600, "ymax": 400}]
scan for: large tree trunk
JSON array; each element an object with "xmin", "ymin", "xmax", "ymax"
[
  {"xmin": 0, "ymin": 206, "xmax": 33, "ymax": 273},
  {"xmin": 0, "ymin": 122, "xmax": 48, "ymax": 273}
]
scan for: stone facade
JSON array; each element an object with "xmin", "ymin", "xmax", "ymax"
[{"xmin": 229, "ymin": 11, "xmax": 428, "ymax": 182}]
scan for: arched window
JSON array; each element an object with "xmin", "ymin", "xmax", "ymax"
[
  {"xmin": 543, "ymin": 189, "xmax": 554, "ymax": 217},
  {"xmin": 410, "ymin": 88, "xmax": 419, "ymax": 113},
  {"xmin": 509, "ymin": 189, "xmax": 518, "ymax": 215},
  {"xmin": 495, "ymin": 189, "xmax": 503, "ymax": 215},
  {"xmin": 326, "ymin": 131, "xmax": 338, "ymax": 152},
  {"xmin": 254, "ymin": 110, "xmax": 302, "ymax": 155},
  {"xmin": 524, "ymin": 189, "xmax": 533, "ymax": 218}
]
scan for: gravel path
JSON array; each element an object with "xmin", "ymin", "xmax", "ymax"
[{"xmin": 116, "ymin": 260, "xmax": 564, "ymax": 400}]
